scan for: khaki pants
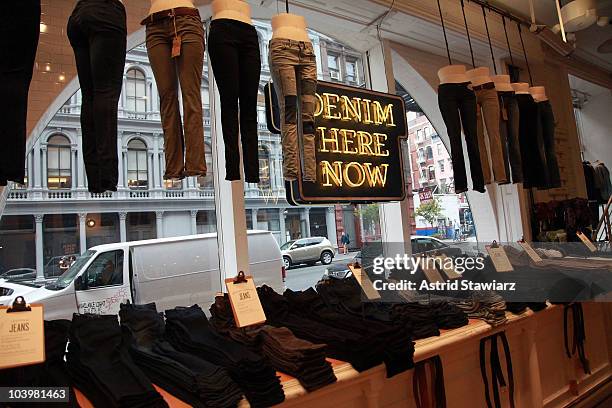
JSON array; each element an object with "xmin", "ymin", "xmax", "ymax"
[
  {"xmin": 146, "ymin": 14, "xmax": 206, "ymax": 178},
  {"xmin": 269, "ymin": 39, "xmax": 318, "ymax": 182},
  {"xmin": 475, "ymin": 88, "xmax": 508, "ymax": 184}
]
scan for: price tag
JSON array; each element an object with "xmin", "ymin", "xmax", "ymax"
[
  {"xmin": 0, "ymin": 300, "xmax": 45, "ymax": 369},
  {"xmin": 518, "ymin": 241, "xmax": 543, "ymax": 262},
  {"xmin": 576, "ymin": 231, "xmax": 597, "ymax": 253},
  {"xmin": 486, "ymin": 244, "xmax": 514, "ymax": 272},
  {"xmin": 171, "ymin": 36, "xmax": 182, "ymax": 58},
  {"xmin": 420, "ymin": 257, "xmax": 446, "ymax": 283},
  {"xmin": 435, "ymin": 256, "xmax": 462, "ymax": 279},
  {"xmin": 224, "ymin": 272, "xmax": 266, "ymax": 328},
  {"xmin": 348, "ymin": 264, "xmax": 381, "ymax": 300}
]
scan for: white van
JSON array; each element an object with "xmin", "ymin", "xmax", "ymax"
[{"xmin": 0, "ymin": 231, "xmax": 284, "ymax": 320}]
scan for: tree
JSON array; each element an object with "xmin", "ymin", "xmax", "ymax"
[{"xmin": 414, "ymin": 198, "xmax": 443, "ymax": 228}]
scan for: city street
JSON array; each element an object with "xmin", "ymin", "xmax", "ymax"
[{"xmin": 284, "ymin": 252, "xmax": 357, "ymax": 291}]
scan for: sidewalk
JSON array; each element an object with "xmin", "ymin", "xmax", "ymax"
[{"xmin": 334, "ymin": 251, "xmax": 358, "ymax": 262}]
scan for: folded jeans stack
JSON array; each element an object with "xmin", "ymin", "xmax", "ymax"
[
  {"xmin": 209, "ymin": 295, "xmax": 337, "ymax": 392},
  {"xmin": 283, "ymin": 288, "xmax": 415, "ymax": 377},
  {"xmin": 164, "ymin": 305, "xmax": 285, "ymax": 408},
  {"xmin": 119, "ymin": 303, "xmax": 243, "ymax": 408},
  {"xmin": 66, "ymin": 314, "xmax": 168, "ymax": 408}
]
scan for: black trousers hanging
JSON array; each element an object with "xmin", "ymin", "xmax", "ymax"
[
  {"xmin": 0, "ymin": 0, "xmax": 40, "ymax": 186},
  {"xmin": 479, "ymin": 332, "xmax": 515, "ymax": 408},
  {"xmin": 67, "ymin": 0, "xmax": 127, "ymax": 193},
  {"xmin": 208, "ymin": 19, "xmax": 261, "ymax": 183}
]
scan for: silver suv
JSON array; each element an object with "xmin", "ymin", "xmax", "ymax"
[{"xmin": 280, "ymin": 237, "xmax": 335, "ymax": 269}]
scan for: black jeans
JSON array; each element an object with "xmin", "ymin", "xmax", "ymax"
[
  {"xmin": 516, "ymin": 94, "xmax": 548, "ymax": 189},
  {"xmin": 538, "ymin": 101, "xmax": 561, "ymax": 188},
  {"xmin": 0, "ymin": 0, "xmax": 40, "ymax": 186},
  {"xmin": 498, "ymin": 92, "xmax": 523, "ymax": 183},
  {"xmin": 208, "ymin": 19, "xmax": 261, "ymax": 183},
  {"xmin": 67, "ymin": 0, "xmax": 126, "ymax": 193},
  {"xmin": 438, "ymin": 83, "xmax": 485, "ymax": 193}
]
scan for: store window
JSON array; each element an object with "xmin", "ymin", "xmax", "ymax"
[
  {"xmin": 258, "ymin": 146, "xmax": 271, "ymax": 190},
  {"xmin": 82, "ymin": 250, "xmax": 124, "ymax": 288},
  {"xmin": 127, "ymin": 138, "xmax": 148, "ymax": 189},
  {"xmin": 47, "ymin": 134, "xmax": 72, "ymax": 189},
  {"xmin": 125, "ymin": 68, "xmax": 146, "ymax": 117},
  {"xmin": 327, "ymin": 53, "xmax": 341, "ymax": 81}
]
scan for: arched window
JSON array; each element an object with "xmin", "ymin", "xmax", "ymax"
[
  {"xmin": 258, "ymin": 146, "xmax": 271, "ymax": 189},
  {"xmin": 125, "ymin": 68, "xmax": 146, "ymax": 116},
  {"xmin": 127, "ymin": 139, "xmax": 148, "ymax": 189},
  {"xmin": 47, "ymin": 134, "xmax": 72, "ymax": 189}
]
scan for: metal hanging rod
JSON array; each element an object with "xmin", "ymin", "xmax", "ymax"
[{"xmin": 464, "ymin": 0, "xmax": 531, "ymax": 28}]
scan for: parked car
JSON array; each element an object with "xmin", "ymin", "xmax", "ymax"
[
  {"xmin": 0, "ymin": 268, "xmax": 37, "ymax": 283},
  {"xmin": 281, "ymin": 237, "xmax": 335, "ymax": 269},
  {"xmin": 411, "ymin": 236, "xmax": 462, "ymax": 256},
  {"xmin": 0, "ymin": 231, "xmax": 285, "ymax": 320}
]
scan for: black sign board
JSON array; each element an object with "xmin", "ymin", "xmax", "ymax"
[{"xmin": 284, "ymin": 81, "xmax": 407, "ymax": 205}]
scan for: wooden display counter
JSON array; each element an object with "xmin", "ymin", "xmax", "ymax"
[{"xmin": 75, "ymin": 303, "xmax": 612, "ymax": 408}]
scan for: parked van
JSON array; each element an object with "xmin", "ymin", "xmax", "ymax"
[{"xmin": 0, "ymin": 231, "xmax": 284, "ymax": 320}]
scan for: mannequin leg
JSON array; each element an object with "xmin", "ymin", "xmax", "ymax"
[
  {"xmin": 176, "ymin": 16, "xmax": 205, "ymax": 178},
  {"xmin": 478, "ymin": 89, "xmax": 507, "ymax": 184},
  {"xmin": 238, "ymin": 31, "xmax": 262, "ymax": 184},
  {"xmin": 208, "ymin": 22, "xmax": 241, "ymax": 181},
  {"xmin": 458, "ymin": 88, "xmax": 485, "ymax": 192},
  {"xmin": 476, "ymin": 104, "xmax": 493, "ymax": 185},
  {"xmin": 147, "ymin": 22, "xmax": 184, "ymax": 179}
]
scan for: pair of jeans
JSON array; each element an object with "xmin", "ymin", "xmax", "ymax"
[
  {"xmin": 269, "ymin": 39, "xmax": 318, "ymax": 182},
  {"xmin": 498, "ymin": 92, "xmax": 523, "ymax": 183},
  {"xmin": 0, "ymin": 0, "xmax": 39, "ymax": 186},
  {"xmin": 516, "ymin": 94, "xmax": 549, "ymax": 188},
  {"xmin": 67, "ymin": 0, "xmax": 126, "ymax": 193},
  {"xmin": 209, "ymin": 295, "xmax": 337, "ymax": 392},
  {"xmin": 208, "ymin": 19, "xmax": 261, "ymax": 182},
  {"xmin": 164, "ymin": 305, "xmax": 285, "ymax": 407},
  {"xmin": 437, "ymin": 83, "xmax": 485, "ymax": 193},
  {"xmin": 475, "ymin": 87, "xmax": 508, "ymax": 184},
  {"xmin": 146, "ymin": 12, "xmax": 206, "ymax": 179},
  {"xmin": 538, "ymin": 101, "xmax": 561, "ymax": 188},
  {"xmin": 66, "ymin": 314, "xmax": 167, "ymax": 408},
  {"xmin": 119, "ymin": 303, "xmax": 243, "ymax": 408}
]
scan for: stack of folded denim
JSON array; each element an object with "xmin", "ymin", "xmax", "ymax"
[
  {"xmin": 0, "ymin": 320, "xmax": 80, "ymax": 408},
  {"xmin": 258, "ymin": 285, "xmax": 386, "ymax": 373},
  {"xmin": 209, "ymin": 295, "xmax": 337, "ymax": 392},
  {"xmin": 449, "ymin": 291, "xmax": 507, "ymax": 326},
  {"xmin": 119, "ymin": 303, "xmax": 243, "ymax": 408},
  {"xmin": 164, "ymin": 305, "xmax": 285, "ymax": 407},
  {"xmin": 66, "ymin": 314, "xmax": 168, "ymax": 408},
  {"xmin": 283, "ymin": 287, "xmax": 415, "ymax": 377},
  {"xmin": 316, "ymin": 277, "xmax": 468, "ymax": 339}
]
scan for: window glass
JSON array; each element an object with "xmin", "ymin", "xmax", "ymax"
[
  {"xmin": 125, "ymin": 69, "xmax": 146, "ymax": 116},
  {"xmin": 127, "ymin": 139, "xmax": 148, "ymax": 189},
  {"xmin": 47, "ymin": 135, "xmax": 72, "ymax": 189},
  {"xmin": 83, "ymin": 250, "xmax": 124, "ymax": 288}
]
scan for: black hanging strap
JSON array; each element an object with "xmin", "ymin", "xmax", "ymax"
[
  {"xmin": 482, "ymin": 6, "xmax": 497, "ymax": 74},
  {"xmin": 502, "ymin": 16, "xmax": 514, "ymax": 66},
  {"xmin": 285, "ymin": 0, "xmax": 289, "ymax": 13},
  {"xmin": 460, "ymin": 0, "xmax": 475, "ymax": 68},
  {"xmin": 517, "ymin": 23, "xmax": 533, "ymax": 85},
  {"xmin": 564, "ymin": 303, "xmax": 591, "ymax": 375},
  {"xmin": 437, "ymin": 0, "xmax": 452, "ymax": 65},
  {"xmin": 480, "ymin": 332, "xmax": 515, "ymax": 408},
  {"xmin": 413, "ymin": 355, "xmax": 447, "ymax": 408}
]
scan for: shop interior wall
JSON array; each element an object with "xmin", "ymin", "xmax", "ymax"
[{"xmin": 576, "ymin": 89, "xmax": 612, "ymax": 165}]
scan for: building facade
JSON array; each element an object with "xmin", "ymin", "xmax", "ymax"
[{"xmin": 0, "ymin": 22, "xmax": 369, "ymax": 275}]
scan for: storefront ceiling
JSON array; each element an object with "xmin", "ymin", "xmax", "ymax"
[{"xmin": 490, "ymin": 0, "xmax": 612, "ymax": 72}]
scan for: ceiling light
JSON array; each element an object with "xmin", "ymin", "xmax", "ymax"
[
  {"xmin": 58, "ymin": 74, "xmax": 66, "ymax": 82},
  {"xmin": 86, "ymin": 219, "xmax": 96, "ymax": 228}
]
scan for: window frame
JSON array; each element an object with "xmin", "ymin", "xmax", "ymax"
[
  {"xmin": 126, "ymin": 138, "xmax": 149, "ymax": 190},
  {"xmin": 47, "ymin": 134, "xmax": 72, "ymax": 190}
]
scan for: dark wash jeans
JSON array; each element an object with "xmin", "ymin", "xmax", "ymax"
[
  {"xmin": 538, "ymin": 101, "xmax": 561, "ymax": 188},
  {"xmin": 67, "ymin": 0, "xmax": 126, "ymax": 193},
  {"xmin": 0, "ymin": 0, "xmax": 40, "ymax": 186},
  {"xmin": 208, "ymin": 19, "xmax": 261, "ymax": 182},
  {"xmin": 498, "ymin": 92, "xmax": 523, "ymax": 183},
  {"xmin": 438, "ymin": 83, "xmax": 485, "ymax": 193}
]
